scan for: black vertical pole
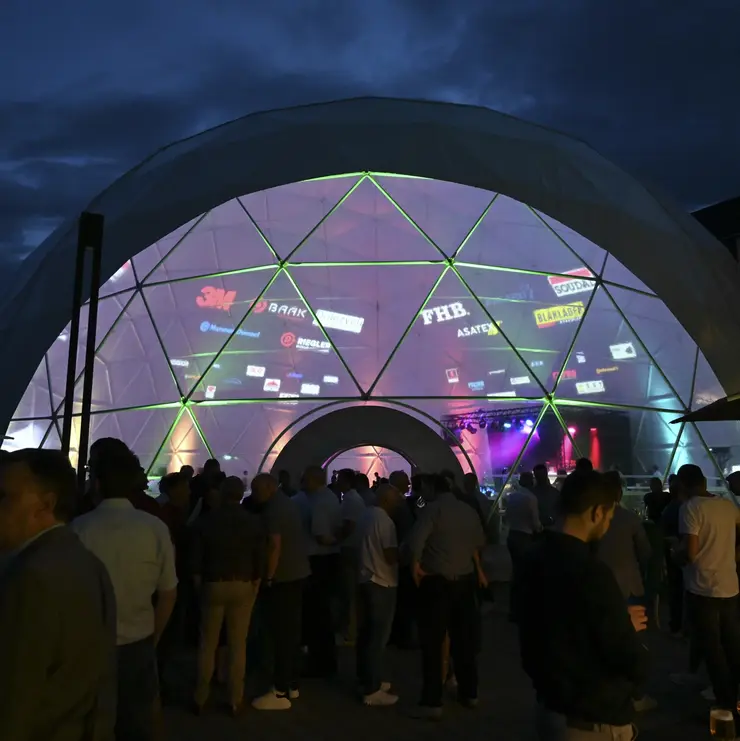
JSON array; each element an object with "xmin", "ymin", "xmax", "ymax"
[{"xmin": 75, "ymin": 213, "xmax": 104, "ymax": 493}]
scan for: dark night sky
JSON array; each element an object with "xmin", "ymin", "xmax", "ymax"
[{"xmin": 2, "ymin": 0, "xmax": 739, "ymax": 264}]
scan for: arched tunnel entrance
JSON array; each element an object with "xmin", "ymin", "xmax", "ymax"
[{"xmin": 270, "ymin": 406, "xmax": 469, "ymax": 483}]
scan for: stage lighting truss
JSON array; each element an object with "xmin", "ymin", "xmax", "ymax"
[{"xmin": 11, "ymin": 171, "xmax": 727, "ymax": 488}]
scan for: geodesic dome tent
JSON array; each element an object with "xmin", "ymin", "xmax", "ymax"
[{"xmin": 5, "ymin": 98, "xmax": 740, "ymax": 486}]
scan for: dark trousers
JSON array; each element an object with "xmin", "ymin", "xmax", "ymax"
[
  {"xmin": 116, "ymin": 637, "xmax": 158, "ymax": 741},
  {"xmin": 356, "ymin": 582, "xmax": 397, "ymax": 695},
  {"xmin": 665, "ymin": 557, "xmax": 684, "ymax": 633},
  {"xmin": 305, "ymin": 554, "xmax": 339, "ymax": 676},
  {"xmin": 156, "ymin": 590, "xmax": 188, "ymax": 695},
  {"xmin": 416, "ymin": 574, "xmax": 479, "ymax": 707},
  {"xmin": 390, "ymin": 565, "xmax": 417, "ymax": 648},
  {"xmin": 268, "ymin": 578, "xmax": 305, "ymax": 694},
  {"xmin": 687, "ymin": 592, "xmax": 740, "ymax": 710},
  {"xmin": 508, "ymin": 530, "xmax": 534, "ymax": 620}
]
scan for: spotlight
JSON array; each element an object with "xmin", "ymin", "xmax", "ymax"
[
  {"xmin": 503, "ymin": 422, "xmax": 512, "ymax": 429},
  {"xmin": 590, "ymin": 427, "xmax": 597, "ymax": 432},
  {"xmin": 479, "ymin": 420, "xmax": 487, "ymax": 429},
  {"xmin": 466, "ymin": 424, "xmax": 477, "ymax": 434},
  {"xmin": 525, "ymin": 419, "xmax": 534, "ymax": 427},
  {"xmin": 567, "ymin": 426, "xmax": 577, "ymax": 435}
]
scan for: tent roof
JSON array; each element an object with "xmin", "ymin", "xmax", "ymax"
[{"xmin": 4, "ymin": 96, "xmax": 740, "ymax": 426}]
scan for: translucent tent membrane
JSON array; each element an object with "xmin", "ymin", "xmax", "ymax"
[{"xmin": 6, "ymin": 173, "xmax": 737, "ymax": 489}]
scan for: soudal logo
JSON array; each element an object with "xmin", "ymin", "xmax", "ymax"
[
  {"xmin": 457, "ymin": 322, "xmax": 500, "ymax": 338},
  {"xmin": 420, "ymin": 302, "xmax": 469, "ymax": 325},
  {"xmin": 253, "ymin": 301, "xmax": 307, "ymax": 320},
  {"xmin": 547, "ymin": 268, "xmax": 595, "ymax": 298},
  {"xmin": 196, "ymin": 286, "xmax": 237, "ymax": 311}
]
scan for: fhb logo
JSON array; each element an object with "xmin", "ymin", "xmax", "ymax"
[
  {"xmin": 196, "ymin": 286, "xmax": 237, "ymax": 311},
  {"xmin": 420, "ymin": 302, "xmax": 468, "ymax": 325},
  {"xmin": 281, "ymin": 332, "xmax": 297, "ymax": 348}
]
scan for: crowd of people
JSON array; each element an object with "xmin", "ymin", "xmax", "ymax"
[{"xmin": 0, "ymin": 439, "xmax": 739, "ymax": 741}]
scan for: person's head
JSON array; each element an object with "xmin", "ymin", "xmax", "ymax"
[
  {"xmin": 277, "ymin": 469, "xmax": 291, "ymax": 488},
  {"xmin": 428, "ymin": 473, "xmax": 450, "ymax": 499},
  {"xmin": 533, "ymin": 463, "xmax": 549, "ymax": 485},
  {"xmin": 463, "ymin": 472, "xmax": 479, "ymax": 495},
  {"xmin": 220, "ymin": 476, "xmax": 245, "ymax": 504},
  {"xmin": 91, "ymin": 448, "xmax": 142, "ymax": 501},
  {"xmin": 602, "ymin": 469, "xmax": 623, "ymax": 503},
  {"xmin": 180, "ymin": 464, "xmax": 194, "ymax": 479},
  {"xmin": 202, "ymin": 458, "xmax": 221, "ymax": 477},
  {"xmin": 88, "ymin": 437, "xmax": 130, "ymax": 478},
  {"xmin": 676, "ymin": 464, "xmax": 707, "ymax": 499},
  {"xmin": 250, "ymin": 473, "xmax": 278, "ymax": 504},
  {"xmin": 0, "ymin": 449, "xmax": 78, "ymax": 552},
  {"xmin": 336, "ymin": 468, "xmax": 355, "ymax": 494},
  {"xmin": 354, "ymin": 472, "xmax": 370, "ymax": 492},
  {"xmin": 559, "ymin": 470, "xmax": 618, "ymax": 542},
  {"xmin": 519, "ymin": 471, "xmax": 534, "ymax": 490},
  {"xmin": 440, "ymin": 469, "xmax": 456, "ymax": 490},
  {"xmin": 575, "ymin": 457, "xmax": 594, "ymax": 473},
  {"xmin": 648, "ymin": 477, "xmax": 664, "ymax": 495},
  {"xmin": 303, "ymin": 465, "xmax": 326, "ymax": 493},
  {"xmin": 375, "ymin": 483, "xmax": 403, "ymax": 515},
  {"xmin": 389, "ymin": 470, "xmax": 410, "ymax": 496},
  {"xmin": 159, "ymin": 471, "xmax": 190, "ymax": 508},
  {"xmin": 727, "ymin": 471, "xmax": 740, "ymax": 497},
  {"xmin": 410, "ymin": 473, "xmax": 423, "ymax": 493}
]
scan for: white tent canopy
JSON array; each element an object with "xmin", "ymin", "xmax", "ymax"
[{"xmin": 3, "ymin": 96, "xmax": 740, "ymax": 428}]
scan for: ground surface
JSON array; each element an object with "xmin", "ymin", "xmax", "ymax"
[{"xmin": 163, "ymin": 581, "xmax": 712, "ymax": 740}]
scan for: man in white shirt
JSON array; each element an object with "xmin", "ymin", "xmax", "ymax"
[
  {"xmin": 73, "ymin": 446, "xmax": 178, "ymax": 741},
  {"xmin": 356, "ymin": 483, "xmax": 402, "ymax": 706},
  {"xmin": 678, "ymin": 463, "xmax": 740, "ymax": 712},
  {"xmin": 337, "ymin": 468, "xmax": 366, "ymax": 644},
  {"xmin": 304, "ymin": 465, "xmax": 342, "ymax": 677}
]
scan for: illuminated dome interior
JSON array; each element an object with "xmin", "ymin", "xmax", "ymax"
[{"xmin": 6, "ymin": 173, "xmax": 735, "ymax": 487}]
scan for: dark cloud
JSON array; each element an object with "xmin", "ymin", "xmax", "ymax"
[{"xmin": 1, "ymin": 0, "xmax": 739, "ymax": 260}]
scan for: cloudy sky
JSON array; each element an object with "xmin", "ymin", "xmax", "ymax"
[{"xmin": 2, "ymin": 0, "xmax": 739, "ymax": 261}]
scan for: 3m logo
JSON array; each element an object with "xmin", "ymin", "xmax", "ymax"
[
  {"xmin": 547, "ymin": 268, "xmax": 595, "ymax": 298},
  {"xmin": 196, "ymin": 286, "xmax": 237, "ymax": 311}
]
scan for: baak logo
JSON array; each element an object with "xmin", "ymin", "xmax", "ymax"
[
  {"xmin": 547, "ymin": 268, "xmax": 595, "ymax": 298},
  {"xmin": 420, "ymin": 302, "xmax": 469, "ymax": 325},
  {"xmin": 196, "ymin": 286, "xmax": 237, "ymax": 311},
  {"xmin": 252, "ymin": 300, "xmax": 307, "ymax": 320},
  {"xmin": 457, "ymin": 322, "xmax": 501, "ymax": 338},
  {"xmin": 280, "ymin": 332, "xmax": 297, "ymax": 348},
  {"xmin": 534, "ymin": 301, "xmax": 585, "ymax": 328}
]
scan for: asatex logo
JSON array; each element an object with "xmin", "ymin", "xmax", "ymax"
[{"xmin": 420, "ymin": 302, "xmax": 469, "ymax": 325}]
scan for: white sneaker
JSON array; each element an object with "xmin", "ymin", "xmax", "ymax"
[
  {"xmin": 272, "ymin": 686, "xmax": 300, "ymax": 700},
  {"xmin": 252, "ymin": 691, "xmax": 292, "ymax": 710},
  {"xmin": 380, "ymin": 682, "xmax": 391, "ymax": 693},
  {"xmin": 363, "ymin": 689, "xmax": 399, "ymax": 706}
]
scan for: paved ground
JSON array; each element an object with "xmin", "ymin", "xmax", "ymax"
[{"xmin": 163, "ymin": 587, "xmax": 712, "ymax": 741}]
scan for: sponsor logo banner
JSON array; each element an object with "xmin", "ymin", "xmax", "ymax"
[
  {"xmin": 246, "ymin": 365, "xmax": 266, "ymax": 378},
  {"xmin": 488, "ymin": 369, "xmax": 505, "ymax": 375},
  {"xmin": 457, "ymin": 322, "xmax": 500, "ymax": 338},
  {"xmin": 446, "ymin": 368, "xmax": 459, "ymax": 384},
  {"xmin": 575, "ymin": 351, "xmax": 586, "ymax": 364},
  {"xmin": 534, "ymin": 301, "xmax": 585, "ymax": 328},
  {"xmin": 421, "ymin": 302, "xmax": 469, "ymax": 325},
  {"xmin": 609, "ymin": 342, "xmax": 636, "ymax": 360},
  {"xmin": 547, "ymin": 268, "xmax": 595, "ymax": 298},
  {"xmin": 297, "ymin": 337, "xmax": 331, "ymax": 353},
  {"xmin": 263, "ymin": 379, "xmax": 281, "ymax": 392},
  {"xmin": 200, "ymin": 321, "xmax": 260, "ymax": 339},
  {"xmin": 197, "ymin": 286, "xmax": 237, "ymax": 311},
  {"xmin": 487, "ymin": 391, "xmax": 516, "ymax": 398},
  {"xmin": 552, "ymin": 369, "xmax": 577, "ymax": 381},
  {"xmin": 287, "ymin": 371, "xmax": 303, "ymax": 379},
  {"xmin": 205, "ymin": 385, "xmax": 217, "ymax": 399},
  {"xmin": 279, "ymin": 392, "xmax": 299, "ymax": 404},
  {"xmin": 510, "ymin": 376, "xmax": 531, "ymax": 386},
  {"xmin": 252, "ymin": 301, "xmax": 307, "ymax": 320},
  {"xmin": 301, "ymin": 383, "xmax": 320, "ymax": 395},
  {"xmin": 575, "ymin": 380, "xmax": 605, "ymax": 395},
  {"xmin": 323, "ymin": 375, "xmax": 339, "ymax": 384},
  {"xmin": 468, "ymin": 381, "xmax": 485, "ymax": 391},
  {"xmin": 313, "ymin": 309, "xmax": 364, "ymax": 334},
  {"xmin": 596, "ymin": 366, "xmax": 619, "ymax": 375},
  {"xmin": 169, "ymin": 358, "xmax": 189, "ymax": 367}
]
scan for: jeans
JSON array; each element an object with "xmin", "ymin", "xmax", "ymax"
[
  {"xmin": 116, "ymin": 636, "xmax": 158, "ymax": 741},
  {"xmin": 390, "ymin": 565, "xmax": 417, "ymax": 648},
  {"xmin": 268, "ymin": 579, "xmax": 305, "ymax": 694},
  {"xmin": 687, "ymin": 591, "xmax": 740, "ymax": 709},
  {"xmin": 356, "ymin": 582, "xmax": 397, "ymax": 695},
  {"xmin": 305, "ymin": 554, "xmax": 339, "ymax": 675},
  {"xmin": 416, "ymin": 574, "xmax": 479, "ymax": 707},
  {"xmin": 194, "ymin": 580, "xmax": 259, "ymax": 707},
  {"xmin": 508, "ymin": 530, "xmax": 534, "ymax": 620}
]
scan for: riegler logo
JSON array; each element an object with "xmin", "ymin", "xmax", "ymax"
[
  {"xmin": 547, "ymin": 268, "xmax": 595, "ymax": 298},
  {"xmin": 457, "ymin": 322, "xmax": 501, "ymax": 338},
  {"xmin": 196, "ymin": 286, "xmax": 237, "ymax": 311},
  {"xmin": 534, "ymin": 302, "xmax": 585, "ymax": 328},
  {"xmin": 420, "ymin": 302, "xmax": 469, "ymax": 325}
]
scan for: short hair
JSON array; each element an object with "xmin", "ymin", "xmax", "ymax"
[
  {"xmin": 677, "ymin": 464, "xmax": 705, "ymax": 489},
  {"xmin": 430, "ymin": 473, "xmax": 450, "ymax": 493},
  {"xmin": 575, "ymin": 457, "xmax": 594, "ymax": 473},
  {"xmin": 337, "ymin": 468, "xmax": 355, "ymax": 483},
  {"xmin": 560, "ymin": 470, "xmax": 617, "ymax": 516},
  {"xmin": 354, "ymin": 472, "xmax": 370, "ymax": 490},
  {"xmin": 5, "ymin": 448, "xmax": 79, "ymax": 522},
  {"xmin": 533, "ymin": 463, "xmax": 548, "ymax": 474},
  {"xmin": 203, "ymin": 458, "xmax": 221, "ymax": 473},
  {"xmin": 159, "ymin": 471, "xmax": 186, "ymax": 495},
  {"xmin": 250, "ymin": 472, "xmax": 276, "ymax": 495},
  {"xmin": 221, "ymin": 475, "xmax": 245, "ymax": 502},
  {"xmin": 410, "ymin": 473, "xmax": 423, "ymax": 491},
  {"xmin": 92, "ymin": 448, "xmax": 142, "ymax": 499},
  {"xmin": 602, "ymin": 470, "xmax": 623, "ymax": 498}
]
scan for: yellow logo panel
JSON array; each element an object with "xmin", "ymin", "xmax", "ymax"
[{"xmin": 533, "ymin": 301, "xmax": 585, "ymax": 328}]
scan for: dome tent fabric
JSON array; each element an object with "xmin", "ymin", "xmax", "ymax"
[{"xmin": 3, "ymin": 97, "xmax": 740, "ymax": 478}]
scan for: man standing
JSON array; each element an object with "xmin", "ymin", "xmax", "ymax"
[
  {"xmin": 356, "ymin": 483, "xmax": 402, "ymax": 706},
  {"xmin": 73, "ymin": 446, "xmax": 178, "ymax": 741},
  {"xmin": 518, "ymin": 470, "xmax": 648, "ymax": 741},
  {"xmin": 190, "ymin": 476, "xmax": 265, "ymax": 715},
  {"xmin": 532, "ymin": 464, "xmax": 560, "ymax": 529},
  {"xmin": 408, "ymin": 473, "xmax": 488, "ymax": 720},
  {"xmin": 505, "ymin": 471, "xmax": 542, "ymax": 621},
  {"xmin": 678, "ymin": 463, "xmax": 740, "ymax": 712},
  {"xmin": 251, "ymin": 473, "xmax": 311, "ymax": 711},
  {"xmin": 0, "ymin": 449, "xmax": 117, "ymax": 741}
]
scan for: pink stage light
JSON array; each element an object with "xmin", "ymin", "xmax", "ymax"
[{"xmin": 567, "ymin": 426, "xmax": 577, "ymax": 435}]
